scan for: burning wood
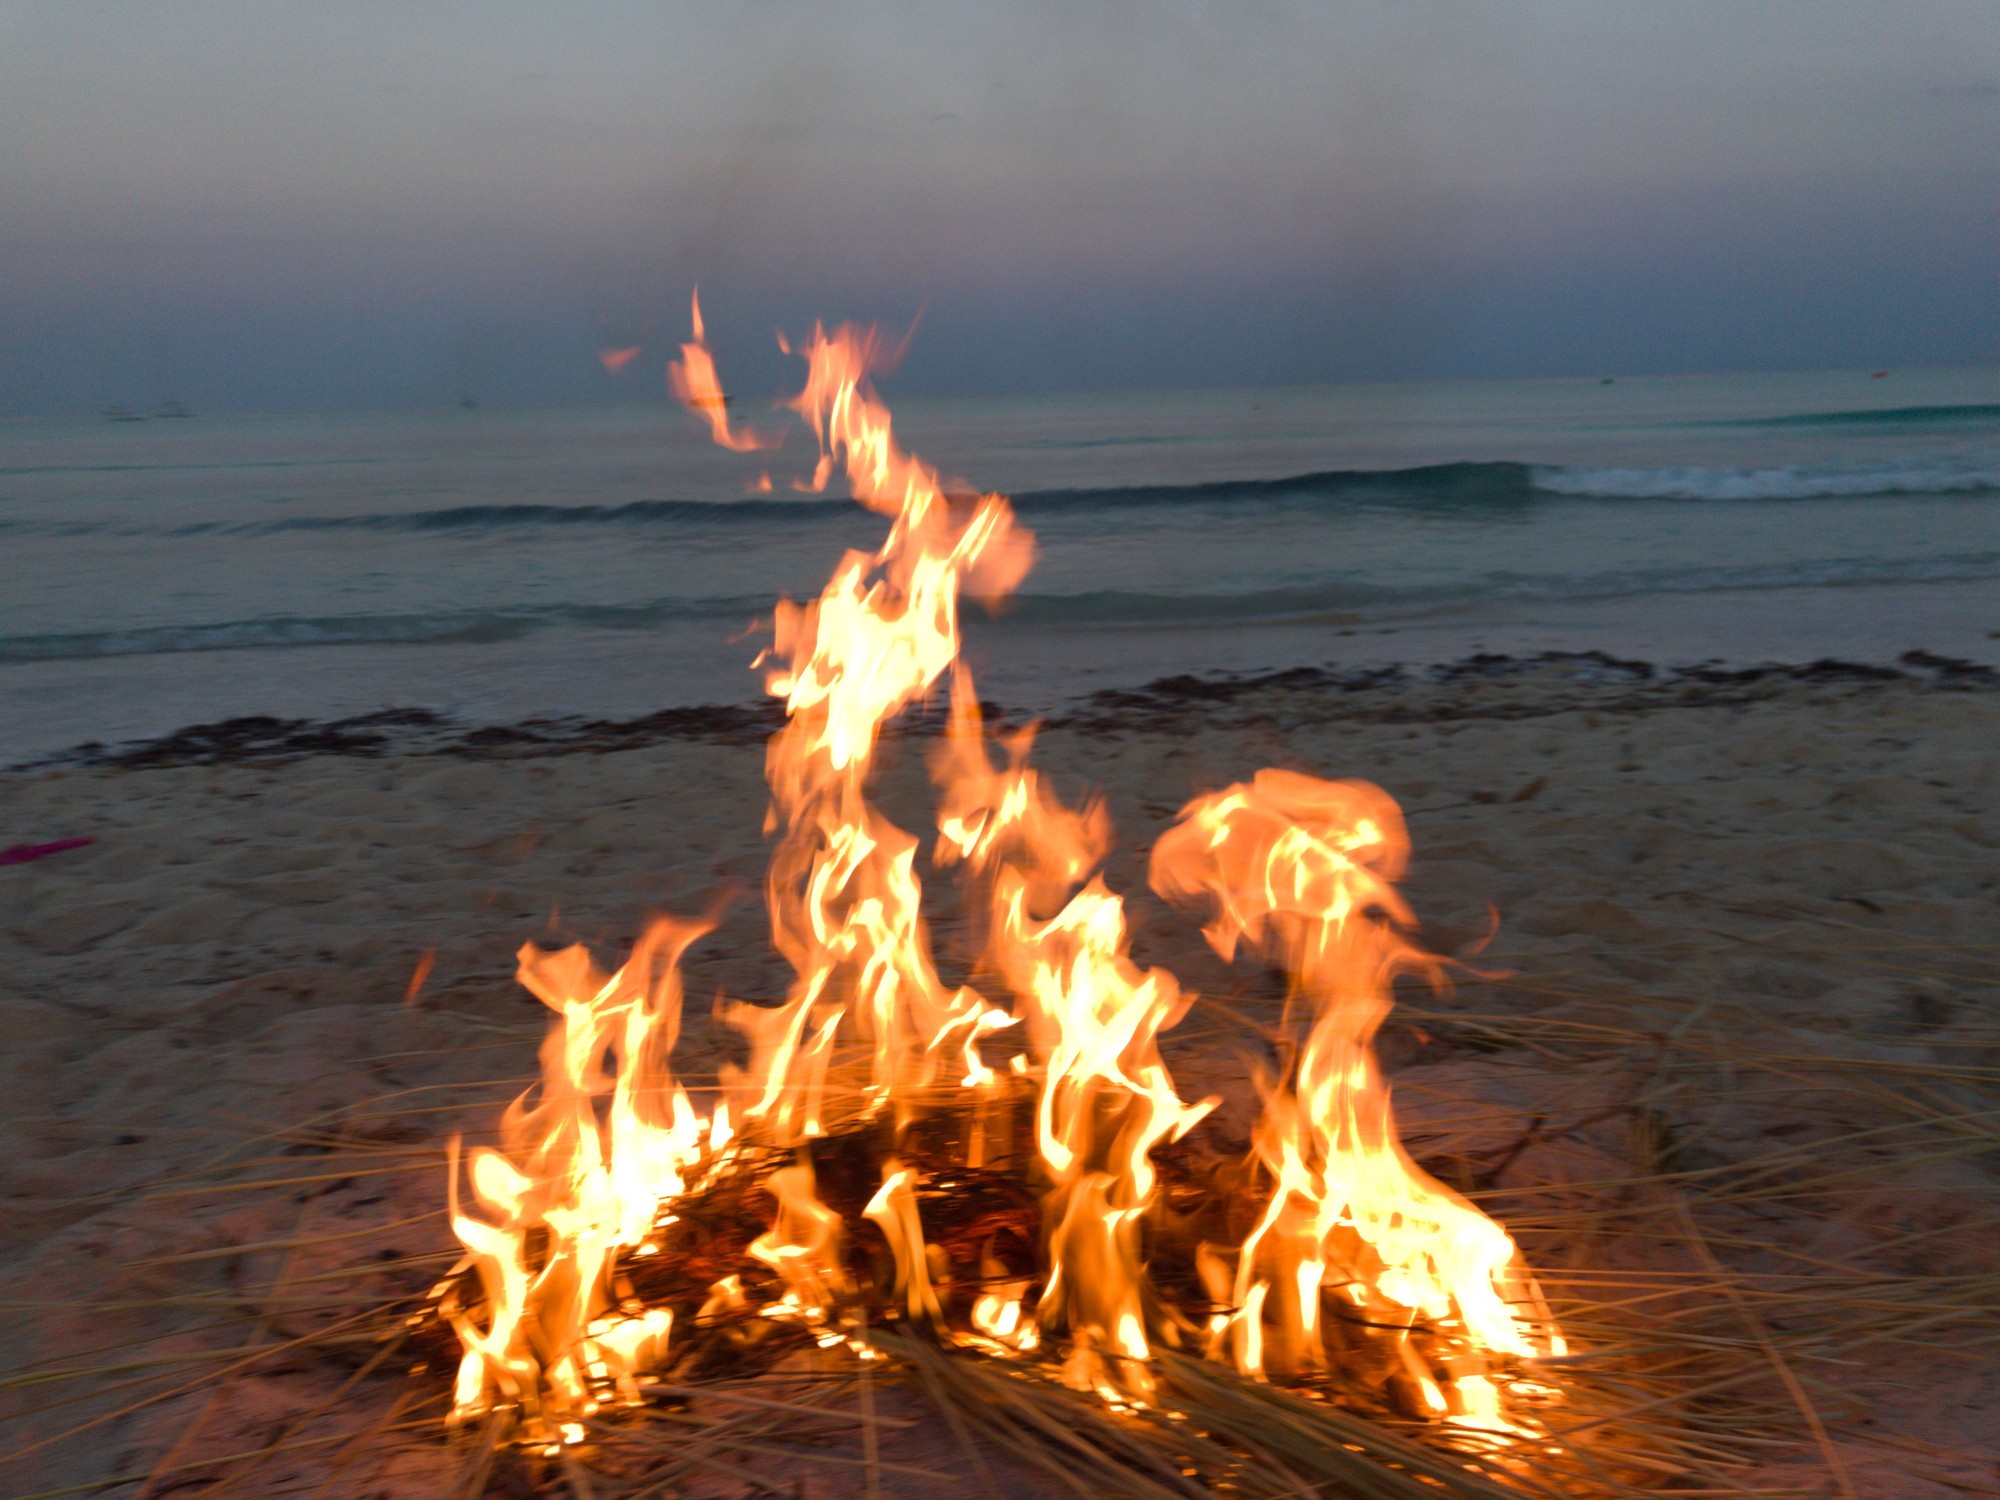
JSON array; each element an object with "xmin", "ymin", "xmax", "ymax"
[{"xmin": 431, "ymin": 301, "xmax": 1564, "ymax": 1454}]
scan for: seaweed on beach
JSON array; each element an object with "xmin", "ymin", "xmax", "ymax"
[
  {"xmin": 18, "ymin": 648, "xmax": 1998, "ymax": 773},
  {"xmin": 1056, "ymin": 648, "xmax": 2000, "ymax": 736},
  {"xmin": 21, "ymin": 693, "xmax": 1017, "ymax": 771}
]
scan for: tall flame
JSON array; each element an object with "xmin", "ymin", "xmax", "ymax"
[
  {"xmin": 442, "ymin": 302, "xmax": 1559, "ymax": 1445},
  {"xmin": 934, "ymin": 677, "xmax": 1215, "ymax": 1394},
  {"xmin": 723, "ymin": 319, "xmax": 1031, "ymax": 1144}
]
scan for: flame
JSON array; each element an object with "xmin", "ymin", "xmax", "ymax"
[
  {"xmin": 749, "ymin": 1160, "xmax": 850, "ymax": 1323},
  {"xmin": 443, "ymin": 300, "xmax": 1559, "ymax": 1443},
  {"xmin": 667, "ymin": 290, "xmax": 777, "ymax": 452},
  {"xmin": 864, "ymin": 1162, "xmax": 947, "ymax": 1328},
  {"xmin": 598, "ymin": 345, "xmax": 643, "ymax": 375},
  {"xmin": 720, "ymin": 320, "xmax": 1030, "ymax": 1147},
  {"xmin": 1151, "ymin": 770, "xmax": 1562, "ymax": 1416},
  {"xmin": 444, "ymin": 917, "xmax": 715, "ymax": 1431},
  {"xmin": 938, "ymin": 695, "xmax": 1213, "ymax": 1392}
]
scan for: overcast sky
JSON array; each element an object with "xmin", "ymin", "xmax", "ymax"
[{"xmin": 2, "ymin": 1, "xmax": 1995, "ymax": 412}]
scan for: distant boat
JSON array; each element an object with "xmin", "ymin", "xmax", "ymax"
[{"xmin": 100, "ymin": 332, "xmax": 193, "ymax": 419}]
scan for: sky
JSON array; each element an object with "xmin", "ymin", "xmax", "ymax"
[{"xmin": 2, "ymin": 1, "xmax": 1996, "ymax": 413}]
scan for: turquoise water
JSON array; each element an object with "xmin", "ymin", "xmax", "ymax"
[{"xmin": 3, "ymin": 366, "xmax": 1997, "ymax": 760}]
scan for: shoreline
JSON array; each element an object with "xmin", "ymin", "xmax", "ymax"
[
  {"xmin": 12, "ymin": 645, "xmax": 1997, "ymax": 774},
  {"xmin": 6, "ymin": 567, "xmax": 1996, "ymax": 769}
]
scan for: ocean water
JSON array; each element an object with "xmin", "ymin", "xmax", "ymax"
[{"xmin": 3, "ymin": 366, "xmax": 1997, "ymax": 762}]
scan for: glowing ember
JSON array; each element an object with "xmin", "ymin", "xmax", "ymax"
[{"xmin": 440, "ymin": 299, "xmax": 1563, "ymax": 1444}]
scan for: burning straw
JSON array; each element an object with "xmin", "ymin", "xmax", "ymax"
[{"xmin": 422, "ymin": 300, "xmax": 1569, "ymax": 1482}]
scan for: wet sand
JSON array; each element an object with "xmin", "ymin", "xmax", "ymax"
[{"xmin": 2, "ymin": 656, "xmax": 1996, "ymax": 1496}]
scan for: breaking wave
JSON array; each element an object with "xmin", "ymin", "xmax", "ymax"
[
  {"xmin": 1526, "ymin": 461, "xmax": 2000, "ymax": 502},
  {"xmin": 0, "ymin": 600, "xmax": 767, "ymax": 663},
  {"xmin": 1721, "ymin": 403, "xmax": 2000, "ymax": 430},
  {"xmin": 15, "ymin": 455, "xmax": 1987, "ymax": 540}
]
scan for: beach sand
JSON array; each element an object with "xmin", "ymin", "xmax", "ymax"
[{"xmin": 2, "ymin": 656, "xmax": 1995, "ymax": 1496}]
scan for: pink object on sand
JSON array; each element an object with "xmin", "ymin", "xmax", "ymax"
[{"xmin": 0, "ymin": 837, "xmax": 95, "ymax": 866}]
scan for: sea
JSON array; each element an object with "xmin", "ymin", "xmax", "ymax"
[{"xmin": 3, "ymin": 366, "xmax": 1997, "ymax": 765}]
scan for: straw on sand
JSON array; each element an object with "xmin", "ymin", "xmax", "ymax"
[{"xmin": 2, "ymin": 887, "xmax": 1992, "ymax": 1497}]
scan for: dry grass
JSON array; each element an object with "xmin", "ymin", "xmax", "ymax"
[{"xmin": 1, "ymin": 917, "xmax": 1993, "ymax": 1499}]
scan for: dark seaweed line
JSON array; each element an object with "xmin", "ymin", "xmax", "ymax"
[{"xmin": 12, "ymin": 650, "xmax": 1995, "ymax": 773}]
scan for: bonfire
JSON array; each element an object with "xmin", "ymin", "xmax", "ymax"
[{"xmin": 418, "ymin": 296, "xmax": 1571, "ymax": 1493}]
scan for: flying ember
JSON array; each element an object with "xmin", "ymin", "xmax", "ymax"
[{"xmin": 434, "ymin": 299, "xmax": 1564, "ymax": 1448}]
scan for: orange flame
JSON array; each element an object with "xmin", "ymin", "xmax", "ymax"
[
  {"xmin": 934, "ymin": 676, "xmax": 1215, "ymax": 1395},
  {"xmin": 598, "ymin": 345, "xmax": 643, "ymax": 375},
  {"xmin": 1151, "ymin": 771, "xmax": 1563, "ymax": 1421},
  {"xmin": 444, "ymin": 917, "xmax": 713, "ymax": 1433},
  {"xmin": 667, "ymin": 290, "xmax": 778, "ymax": 452},
  {"xmin": 723, "ymin": 320, "xmax": 1030, "ymax": 1151},
  {"xmin": 444, "ymin": 300, "xmax": 1560, "ymax": 1444}
]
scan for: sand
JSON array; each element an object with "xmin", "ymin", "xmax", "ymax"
[{"xmin": 1, "ymin": 656, "xmax": 1995, "ymax": 1497}]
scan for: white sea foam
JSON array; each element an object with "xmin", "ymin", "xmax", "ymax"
[{"xmin": 1530, "ymin": 461, "xmax": 2000, "ymax": 501}]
